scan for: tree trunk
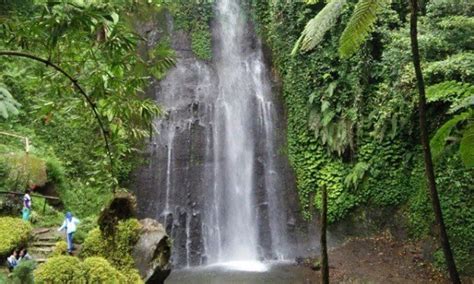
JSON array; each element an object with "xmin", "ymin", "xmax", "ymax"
[
  {"xmin": 409, "ymin": 1, "xmax": 461, "ymax": 283},
  {"xmin": 321, "ymin": 186, "xmax": 329, "ymax": 284}
]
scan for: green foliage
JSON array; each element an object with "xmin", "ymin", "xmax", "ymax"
[
  {"xmin": 81, "ymin": 218, "xmax": 141, "ymax": 271},
  {"xmin": 74, "ymin": 215, "xmax": 98, "ymax": 244},
  {"xmin": 120, "ymin": 268, "xmax": 143, "ymax": 284},
  {"xmin": 191, "ymin": 29, "xmax": 213, "ymax": 61},
  {"xmin": 292, "ymin": 0, "xmax": 346, "ymax": 54},
  {"xmin": 430, "ymin": 111, "xmax": 470, "ymax": 160},
  {"xmin": 30, "ymin": 201, "xmax": 64, "ymax": 228},
  {"xmin": 51, "ymin": 241, "xmax": 68, "ymax": 257},
  {"xmin": 250, "ymin": 0, "xmax": 473, "ymax": 273},
  {"xmin": 460, "ymin": 123, "xmax": 474, "ymax": 168},
  {"xmin": 426, "ymin": 81, "xmax": 474, "ymax": 106},
  {"xmin": 10, "ymin": 259, "xmax": 36, "ymax": 284},
  {"xmin": 34, "ymin": 256, "xmax": 85, "ymax": 284},
  {"xmin": 409, "ymin": 154, "xmax": 474, "ymax": 274},
  {"xmin": 338, "ymin": 0, "xmax": 389, "ymax": 58},
  {"xmin": 147, "ymin": 42, "xmax": 177, "ymax": 80},
  {"xmin": 0, "ymin": 0, "xmax": 174, "ymax": 219},
  {"xmin": 0, "ymin": 84, "xmax": 20, "ymax": 119},
  {"xmin": 2, "ymin": 152, "xmax": 47, "ymax": 189},
  {"xmin": 0, "ymin": 217, "xmax": 31, "ymax": 258},
  {"xmin": 83, "ymin": 256, "xmax": 127, "ymax": 283},
  {"xmin": 344, "ymin": 161, "xmax": 369, "ymax": 189},
  {"xmin": 171, "ymin": 0, "xmax": 214, "ymax": 60}
]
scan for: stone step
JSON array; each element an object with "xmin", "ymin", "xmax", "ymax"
[
  {"xmin": 35, "ymin": 235, "xmax": 60, "ymax": 241},
  {"xmin": 29, "ymin": 247, "xmax": 54, "ymax": 253},
  {"xmin": 31, "ymin": 241, "xmax": 56, "ymax": 247},
  {"xmin": 33, "ymin": 228, "xmax": 50, "ymax": 235},
  {"xmin": 36, "ymin": 258, "xmax": 47, "ymax": 263}
]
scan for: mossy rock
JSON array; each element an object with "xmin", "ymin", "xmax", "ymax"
[
  {"xmin": 98, "ymin": 193, "xmax": 137, "ymax": 236},
  {"xmin": 0, "ymin": 217, "xmax": 32, "ymax": 258},
  {"xmin": 81, "ymin": 218, "xmax": 141, "ymax": 271},
  {"xmin": 34, "ymin": 255, "xmax": 85, "ymax": 283}
]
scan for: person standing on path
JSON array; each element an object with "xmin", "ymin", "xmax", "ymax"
[
  {"xmin": 22, "ymin": 189, "xmax": 32, "ymax": 221},
  {"xmin": 58, "ymin": 212, "xmax": 80, "ymax": 254}
]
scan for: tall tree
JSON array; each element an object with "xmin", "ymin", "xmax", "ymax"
[
  {"xmin": 293, "ymin": 0, "xmax": 461, "ymax": 282},
  {"xmin": 409, "ymin": 0, "xmax": 460, "ymax": 282}
]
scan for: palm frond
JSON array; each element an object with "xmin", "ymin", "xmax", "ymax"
[
  {"xmin": 338, "ymin": 0, "xmax": 390, "ymax": 58},
  {"xmin": 292, "ymin": 0, "xmax": 347, "ymax": 55}
]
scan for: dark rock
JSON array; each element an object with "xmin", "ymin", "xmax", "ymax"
[{"xmin": 132, "ymin": 218, "xmax": 171, "ymax": 284}]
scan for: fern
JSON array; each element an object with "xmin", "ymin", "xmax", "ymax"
[
  {"xmin": 344, "ymin": 161, "xmax": 370, "ymax": 189},
  {"xmin": 292, "ymin": 0, "xmax": 347, "ymax": 55},
  {"xmin": 0, "ymin": 84, "xmax": 20, "ymax": 119},
  {"xmin": 450, "ymin": 95, "xmax": 474, "ymax": 114},
  {"xmin": 426, "ymin": 81, "xmax": 474, "ymax": 104},
  {"xmin": 338, "ymin": 0, "xmax": 390, "ymax": 58},
  {"xmin": 430, "ymin": 111, "xmax": 471, "ymax": 160},
  {"xmin": 460, "ymin": 123, "xmax": 474, "ymax": 168}
]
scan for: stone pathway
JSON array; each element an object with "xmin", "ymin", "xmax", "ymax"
[
  {"xmin": 29, "ymin": 228, "xmax": 80, "ymax": 263},
  {"xmin": 29, "ymin": 228, "xmax": 61, "ymax": 263}
]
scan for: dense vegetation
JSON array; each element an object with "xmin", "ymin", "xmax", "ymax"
[
  {"xmin": 249, "ymin": 0, "xmax": 473, "ymax": 274},
  {"xmin": 0, "ymin": 0, "xmax": 173, "ymax": 218},
  {"xmin": 0, "ymin": 1, "xmax": 171, "ymax": 281},
  {"xmin": 0, "ymin": 0, "xmax": 472, "ymax": 281}
]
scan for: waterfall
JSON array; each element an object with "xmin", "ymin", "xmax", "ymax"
[{"xmin": 132, "ymin": 0, "xmax": 314, "ymax": 269}]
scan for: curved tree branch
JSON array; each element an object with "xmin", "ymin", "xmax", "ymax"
[{"xmin": 0, "ymin": 50, "xmax": 115, "ymax": 186}]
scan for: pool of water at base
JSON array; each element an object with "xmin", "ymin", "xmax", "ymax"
[{"xmin": 165, "ymin": 261, "xmax": 318, "ymax": 284}]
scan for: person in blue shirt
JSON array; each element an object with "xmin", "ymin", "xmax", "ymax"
[{"xmin": 58, "ymin": 212, "xmax": 80, "ymax": 254}]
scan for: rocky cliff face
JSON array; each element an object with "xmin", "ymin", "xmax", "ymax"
[{"xmin": 131, "ymin": 6, "xmax": 318, "ymax": 268}]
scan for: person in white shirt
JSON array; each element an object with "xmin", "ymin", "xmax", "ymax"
[
  {"xmin": 7, "ymin": 249, "xmax": 18, "ymax": 272},
  {"xmin": 58, "ymin": 212, "xmax": 80, "ymax": 253},
  {"xmin": 22, "ymin": 189, "xmax": 32, "ymax": 221}
]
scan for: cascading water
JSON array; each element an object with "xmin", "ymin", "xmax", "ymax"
[{"xmin": 133, "ymin": 0, "xmax": 317, "ymax": 270}]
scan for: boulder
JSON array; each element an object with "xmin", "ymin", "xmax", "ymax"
[{"xmin": 132, "ymin": 218, "xmax": 171, "ymax": 284}]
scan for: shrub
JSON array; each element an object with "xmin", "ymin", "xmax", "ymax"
[
  {"xmin": 81, "ymin": 219, "xmax": 141, "ymax": 271},
  {"xmin": 81, "ymin": 218, "xmax": 143, "ymax": 282},
  {"xmin": 74, "ymin": 215, "xmax": 97, "ymax": 244},
  {"xmin": 51, "ymin": 241, "xmax": 68, "ymax": 257},
  {"xmin": 80, "ymin": 228, "xmax": 104, "ymax": 257},
  {"xmin": 11, "ymin": 259, "xmax": 36, "ymax": 284},
  {"xmin": 83, "ymin": 257, "xmax": 126, "ymax": 283},
  {"xmin": 0, "ymin": 217, "xmax": 32, "ymax": 258},
  {"xmin": 121, "ymin": 268, "xmax": 143, "ymax": 284},
  {"xmin": 45, "ymin": 156, "xmax": 65, "ymax": 185},
  {"xmin": 34, "ymin": 256, "xmax": 85, "ymax": 283}
]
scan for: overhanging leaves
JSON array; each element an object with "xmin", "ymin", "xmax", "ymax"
[{"xmin": 339, "ymin": 0, "xmax": 390, "ymax": 58}]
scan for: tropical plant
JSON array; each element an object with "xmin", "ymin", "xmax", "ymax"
[
  {"xmin": 0, "ymin": 84, "xmax": 20, "ymax": 119},
  {"xmin": 292, "ymin": 0, "xmax": 390, "ymax": 58},
  {"xmin": 0, "ymin": 0, "xmax": 175, "ymax": 214},
  {"xmin": 293, "ymin": 0, "xmax": 461, "ymax": 281}
]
